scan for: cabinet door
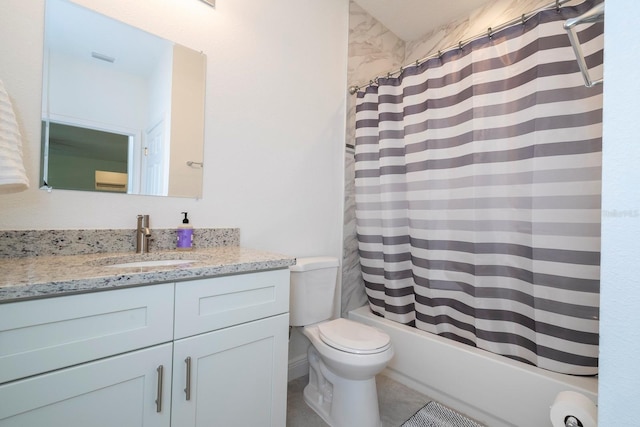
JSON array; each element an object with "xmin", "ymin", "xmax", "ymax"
[
  {"xmin": 0, "ymin": 343, "xmax": 173, "ymax": 427},
  {"xmin": 171, "ymin": 314, "xmax": 289, "ymax": 427}
]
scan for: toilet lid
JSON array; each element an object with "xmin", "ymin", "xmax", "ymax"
[{"xmin": 318, "ymin": 318, "xmax": 391, "ymax": 354}]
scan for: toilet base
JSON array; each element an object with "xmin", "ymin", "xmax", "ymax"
[
  {"xmin": 304, "ymin": 346, "xmax": 382, "ymax": 427},
  {"xmin": 303, "ymin": 382, "xmax": 333, "ymax": 426}
]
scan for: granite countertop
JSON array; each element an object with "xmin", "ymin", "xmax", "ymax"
[{"xmin": 0, "ymin": 247, "xmax": 296, "ymax": 303}]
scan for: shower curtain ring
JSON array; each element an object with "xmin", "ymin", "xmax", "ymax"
[
  {"xmin": 521, "ymin": 14, "xmax": 526, "ymax": 25},
  {"xmin": 459, "ymin": 41, "xmax": 463, "ymax": 51},
  {"xmin": 487, "ymin": 27, "xmax": 493, "ymax": 39}
]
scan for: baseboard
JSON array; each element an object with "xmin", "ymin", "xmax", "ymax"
[{"xmin": 288, "ymin": 354, "xmax": 309, "ymax": 381}]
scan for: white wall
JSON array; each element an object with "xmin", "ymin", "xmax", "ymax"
[
  {"xmin": 47, "ymin": 51, "xmax": 148, "ymax": 131},
  {"xmin": 599, "ymin": 1, "xmax": 640, "ymax": 425},
  {"xmin": 0, "ymin": 0, "xmax": 348, "ymax": 260}
]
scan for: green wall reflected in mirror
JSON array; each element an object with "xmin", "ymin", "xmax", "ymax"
[{"xmin": 42, "ymin": 122, "xmax": 129, "ymax": 192}]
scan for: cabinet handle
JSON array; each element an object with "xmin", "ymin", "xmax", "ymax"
[
  {"xmin": 155, "ymin": 365, "xmax": 164, "ymax": 413},
  {"xmin": 185, "ymin": 356, "xmax": 192, "ymax": 401}
]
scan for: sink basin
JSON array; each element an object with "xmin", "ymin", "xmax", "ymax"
[
  {"xmin": 85, "ymin": 253, "xmax": 209, "ymax": 269},
  {"xmin": 106, "ymin": 259, "xmax": 197, "ymax": 268}
]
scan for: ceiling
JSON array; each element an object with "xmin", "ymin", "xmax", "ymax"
[{"xmin": 353, "ymin": 0, "xmax": 495, "ymax": 41}]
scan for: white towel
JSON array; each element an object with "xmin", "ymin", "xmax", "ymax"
[{"xmin": 0, "ymin": 78, "xmax": 29, "ymax": 194}]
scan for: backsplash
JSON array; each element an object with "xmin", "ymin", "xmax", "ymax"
[{"xmin": 0, "ymin": 228, "xmax": 240, "ymax": 258}]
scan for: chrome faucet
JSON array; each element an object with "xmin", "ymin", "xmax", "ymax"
[{"xmin": 136, "ymin": 214, "xmax": 151, "ymax": 253}]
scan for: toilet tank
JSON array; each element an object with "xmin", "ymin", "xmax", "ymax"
[{"xmin": 289, "ymin": 256, "xmax": 339, "ymax": 326}]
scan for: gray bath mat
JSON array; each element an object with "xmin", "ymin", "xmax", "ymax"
[{"xmin": 400, "ymin": 401, "xmax": 485, "ymax": 427}]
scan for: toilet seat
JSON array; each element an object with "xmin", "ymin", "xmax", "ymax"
[{"xmin": 318, "ymin": 318, "xmax": 391, "ymax": 354}]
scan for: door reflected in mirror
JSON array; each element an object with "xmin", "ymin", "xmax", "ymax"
[{"xmin": 41, "ymin": 0, "xmax": 206, "ymax": 198}]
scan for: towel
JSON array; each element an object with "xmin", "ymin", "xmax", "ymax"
[{"xmin": 0, "ymin": 78, "xmax": 29, "ymax": 194}]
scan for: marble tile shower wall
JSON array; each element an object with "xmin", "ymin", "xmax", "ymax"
[
  {"xmin": 405, "ymin": 0, "xmax": 557, "ymax": 64},
  {"xmin": 342, "ymin": 0, "xmax": 563, "ymax": 316},
  {"xmin": 342, "ymin": 1, "xmax": 404, "ymax": 317}
]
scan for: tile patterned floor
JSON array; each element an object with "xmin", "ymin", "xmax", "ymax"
[{"xmin": 286, "ymin": 373, "xmax": 430, "ymax": 427}]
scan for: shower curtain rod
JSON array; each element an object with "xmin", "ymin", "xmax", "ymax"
[{"xmin": 348, "ymin": 0, "xmax": 573, "ymax": 95}]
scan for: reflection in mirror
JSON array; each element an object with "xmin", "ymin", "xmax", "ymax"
[
  {"xmin": 44, "ymin": 123, "xmax": 129, "ymax": 192},
  {"xmin": 41, "ymin": 0, "xmax": 206, "ymax": 198}
]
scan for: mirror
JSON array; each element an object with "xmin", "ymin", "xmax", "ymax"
[{"xmin": 41, "ymin": 0, "xmax": 206, "ymax": 198}]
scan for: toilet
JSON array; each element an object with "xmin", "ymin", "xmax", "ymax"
[{"xmin": 290, "ymin": 257, "xmax": 394, "ymax": 427}]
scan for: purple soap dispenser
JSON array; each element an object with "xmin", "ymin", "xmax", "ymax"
[{"xmin": 176, "ymin": 212, "xmax": 193, "ymax": 250}]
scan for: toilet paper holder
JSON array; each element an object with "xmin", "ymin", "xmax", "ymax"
[
  {"xmin": 565, "ymin": 415, "xmax": 582, "ymax": 427},
  {"xmin": 550, "ymin": 391, "xmax": 596, "ymax": 427}
]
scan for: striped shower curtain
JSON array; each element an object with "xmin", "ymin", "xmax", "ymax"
[{"xmin": 354, "ymin": 1, "xmax": 602, "ymax": 375}]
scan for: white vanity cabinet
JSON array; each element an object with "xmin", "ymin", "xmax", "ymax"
[
  {"xmin": 171, "ymin": 269, "xmax": 290, "ymax": 427},
  {"xmin": 0, "ymin": 268, "xmax": 290, "ymax": 427}
]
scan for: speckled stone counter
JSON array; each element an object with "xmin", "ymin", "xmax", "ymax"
[
  {"xmin": 0, "ymin": 246, "xmax": 295, "ymax": 303},
  {"xmin": 0, "ymin": 228, "xmax": 240, "ymax": 258}
]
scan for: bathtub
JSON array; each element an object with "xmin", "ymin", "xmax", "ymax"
[{"xmin": 349, "ymin": 306, "xmax": 598, "ymax": 427}]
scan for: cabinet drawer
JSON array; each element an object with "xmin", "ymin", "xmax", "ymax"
[
  {"xmin": 174, "ymin": 269, "xmax": 289, "ymax": 339},
  {"xmin": 0, "ymin": 283, "xmax": 174, "ymax": 384}
]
